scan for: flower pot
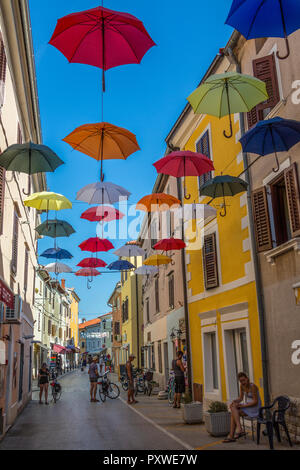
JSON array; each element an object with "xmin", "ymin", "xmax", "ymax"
[
  {"xmin": 204, "ymin": 411, "xmax": 231, "ymax": 436},
  {"xmin": 183, "ymin": 402, "xmax": 203, "ymax": 424}
]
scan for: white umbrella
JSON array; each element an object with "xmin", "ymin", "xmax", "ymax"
[
  {"xmin": 135, "ymin": 265, "xmax": 158, "ymax": 275},
  {"xmin": 76, "ymin": 181, "xmax": 131, "ymax": 204},
  {"xmin": 44, "ymin": 262, "xmax": 73, "ymax": 274},
  {"xmin": 114, "ymin": 245, "xmax": 145, "ymax": 258}
]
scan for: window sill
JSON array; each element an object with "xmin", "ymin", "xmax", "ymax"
[{"xmin": 265, "ymin": 237, "xmax": 300, "ymax": 265}]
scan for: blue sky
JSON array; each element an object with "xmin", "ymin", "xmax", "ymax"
[{"xmin": 29, "ymin": 0, "xmax": 233, "ymax": 320}]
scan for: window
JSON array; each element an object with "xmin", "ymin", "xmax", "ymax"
[
  {"xmin": 203, "ymin": 233, "xmax": 219, "ymax": 289},
  {"xmin": 196, "ymin": 130, "xmax": 212, "ymax": 187},
  {"xmin": 247, "ymin": 54, "xmax": 280, "ymax": 128},
  {"xmin": 151, "ymin": 343, "xmax": 155, "ymax": 371},
  {"xmin": 203, "ymin": 331, "xmax": 219, "ymax": 392},
  {"xmin": 0, "ymin": 33, "xmax": 7, "ymax": 107},
  {"xmin": 146, "ymin": 298, "xmax": 150, "ymax": 323},
  {"xmin": 158, "ymin": 341, "xmax": 162, "ymax": 373},
  {"xmin": 11, "ymin": 211, "xmax": 19, "ymax": 274},
  {"xmin": 251, "ymin": 163, "xmax": 300, "ymax": 251},
  {"xmin": 122, "ymin": 297, "xmax": 129, "ymax": 323},
  {"xmin": 48, "ymin": 320, "xmax": 51, "ymax": 335},
  {"xmin": 0, "ymin": 167, "xmax": 5, "ymax": 235},
  {"xmin": 114, "ymin": 321, "xmax": 120, "ymax": 335},
  {"xmin": 168, "ymin": 272, "xmax": 174, "ymax": 309},
  {"xmin": 24, "ymin": 248, "xmax": 29, "ymax": 292},
  {"xmin": 155, "ymin": 276, "xmax": 159, "ymax": 313},
  {"xmin": 151, "ymin": 214, "xmax": 158, "ymax": 247}
]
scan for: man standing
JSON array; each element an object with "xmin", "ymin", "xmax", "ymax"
[
  {"xmin": 88, "ymin": 356, "xmax": 99, "ymax": 402},
  {"xmin": 126, "ymin": 354, "xmax": 138, "ymax": 405}
]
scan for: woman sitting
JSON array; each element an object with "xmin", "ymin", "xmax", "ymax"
[{"xmin": 223, "ymin": 371, "xmax": 262, "ymax": 443}]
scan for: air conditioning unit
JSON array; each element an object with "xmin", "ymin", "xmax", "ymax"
[
  {"xmin": 5, "ymin": 295, "xmax": 22, "ymax": 322},
  {"xmin": 116, "ymin": 335, "xmax": 122, "ymax": 342}
]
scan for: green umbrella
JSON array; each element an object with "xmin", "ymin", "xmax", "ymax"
[
  {"xmin": 35, "ymin": 219, "xmax": 75, "ymax": 239},
  {"xmin": 0, "ymin": 142, "xmax": 64, "ymax": 194},
  {"xmin": 187, "ymin": 72, "xmax": 268, "ymax": 138},
  {"xmin": 200, "ymin": 175, "xmax": 248, "ymax": 217}
]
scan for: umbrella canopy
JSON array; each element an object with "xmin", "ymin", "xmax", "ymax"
[
  {"xmin": 77, "ymin": 258, "xmax": 107, "ymax": 268},
  {"xmin": 200, "ymin": 175, "xmax": 248, "ymax": 217},
  {"xmin": 40, "ymin": 248, "xmax": 73, "ymax": 259},
  {"xmin": 136, "ymin": 193, "xmax": 181, "ymax": 212},
  {"xmin": 76, "ymin": 182, "xmax": 131, "ymax": 205},
  {"xmin": 144, "ymin": 254, "xmax": 172, "ymax": 266},
  {"xmin": 153, "ymin": 151, "xmax": 214, "ymax": 177},
  {"xmin": 135, "ymin": 265, "xmax": 159, "ymax": 275},
  {"xmin": 75, "ymin": 268, "xmax": 101, "ymax": 277},
  {"xmin": 79, "ymin": 237, "xmax": 114, "ymax": 252},
  {"xmin": 239, "ymin": 117, "xmax": 300, "ymax": 172},
  {"xmin": 225, "ymin": 0, "xmax": 300, "ymax": 59},
  {"xmin": 187, "ymin": 72, "xmax": 268, "ymax": 138},
  {"xmin": 113, "ymin": 245, "xmax": 145, "ymax": 257},
  {"xmin": 153, "ymin": 238, "xmax": 186, "ymax": 252},
  {"xmin": 81, "ymin": 206, "xmax": 124, "ymax": 222},
  {"xmin": 63, "ymin": 122, "xmax": 140, "ymax": 181},
  {"xmin": 174, "ymin": 203, "xmax": 217, "ymax": 222},
  {"xmin": 35, "ymin": 219, "xmax": 75, "ymax": 238},
  {"xmin": 49, "ymin": 5, "xmax": 155, "ymax": 91},
  {"xmin": 44, "ymin": 262, "xmax": 72, "ymax": 274},
  {"xmin": 24, "ymin": 192, "xmax": 72, "ymax": 211},
  {"xmin": 107, "ymin": 260, "xmax": 136, "ymax": 271}
]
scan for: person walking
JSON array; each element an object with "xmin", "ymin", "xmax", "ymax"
[
  {"xmin": 126, "ymin": 355, "xmax": 138, "ymax": 405},
  {"xmin": 88, "ymin": 356, "xmax": 100, "ymax": 402},
  {"xmin": 38, "ymin": 363, "xmax": 50, "ymax": 405},
  {"xmin": 172, "ymin": 351, "xmax": 185, "ymax": 408}
]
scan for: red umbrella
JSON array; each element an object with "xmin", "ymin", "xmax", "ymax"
[
  {"xmin": 75, "ymin": 268, "xmax": 101, "ymax": 277},
  {"xmin": 153, "ymin": 150, "xmax": 214, "ymax": 199},
  {"xmin": 79, "ymin": 237, "xmax": 114, "ymax": 252},
  {"xmin": 153, "ymin": 238, "xmax": 186, "ymax": 252},
  {"xmin": 49, "ymin": 5, "xmax": 156, "ymax": 91},
  {"xmin": 81, "ymin": 206, "xmax": 124, "ymax": 222},
  {"xmin": 77, "ymin": 258, "xmax": 107, "ymax": 268}
]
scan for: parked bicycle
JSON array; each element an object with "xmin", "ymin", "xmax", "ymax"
[
  {"xmin": 167, "ymin": 371, "xmax": 176, "ymax": 405},
  {"xmin": 97, "ymin": 370, "xmax": 120, "ymax": 402},
  {"xmin": 120, "ymin": 373, "xmax": 128, "ymax": 391},
  {"xmin": 50, "ymin": 371, "xmax": 62, "ymax": 403},
  {"xmin": 143, "ymin": 369, "xmax": 154, "ymax": 396}
]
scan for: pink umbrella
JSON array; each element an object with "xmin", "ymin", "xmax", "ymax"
[
  {"xmin": 80, "ymin": 206, "xmax": 124, "ymax": 222},
  {"xmin": 75, "ymin": 268, "xmax": 101, "ymax": 277},
  {"xmin": 49, "ymin": 5, "xmax": 156, "ymax": 91},
  {"xmin": 77, "ymin": 258, "xmax": 107, "ymax": 268},
  {"xmin": 78, "ymin": 237, "xmax": 114, "ymax": 252}
]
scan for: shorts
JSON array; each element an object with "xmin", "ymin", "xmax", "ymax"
[
  {"xmin": 39, "ymin": 380, "xmax": 48, "ymax": 386},
  {"xmin": 175, "ymin": 376, "xmax": 185, "ymax": 394},
  {"xmin": 90, "ymin": 377, "xmax": 98, "ymax": 383}
]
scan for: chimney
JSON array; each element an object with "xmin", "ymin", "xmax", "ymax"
[{"xmin": 61, "ymin": 279, "xmax": 66, "ymax": 289}]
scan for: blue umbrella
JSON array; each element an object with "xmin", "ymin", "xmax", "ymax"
[
  {"xmin": 40, "ymin": 247, "xmax": 73, "ymax": 259},
  {"xmin": 225, "ymin": 0, "xmax": 300, "ymax": 59},
  {"xmin": 107, "ymin": 260, "xmax": 135, "ymax": 271},
  {"xmin": 239, "ymin": 117, "xmax": 300, "ymax": 172}
]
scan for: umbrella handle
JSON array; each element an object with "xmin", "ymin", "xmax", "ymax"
[
  {"xmin": 272, "ymin": 152, "xmax": 280, "ymax": 173},
  {"xmin": 22, "ymin": 175, "xmax": 31, "ymax": 196},
  {"xmin": 223, "ymin": 114, "xmax": 233, "ymax": 139},
  {"xmin": 219, "ymin": 194, "xmax": 227, "ymax": 217},
  {"xmin": 277, "ymin": 36, "xmax": 290, "ymax": 60},
  {"xmin": 87, "ymin": 279, "xmax": 92, "ymax": 290}
]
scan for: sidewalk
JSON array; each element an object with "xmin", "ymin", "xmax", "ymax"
[
  {"xmin": 32, "ymin": 368, "xmax": 78, "ymax": 394},
  {"xmin": 116, "ymin": 377, "xmax": 298, "ymax": 451}
]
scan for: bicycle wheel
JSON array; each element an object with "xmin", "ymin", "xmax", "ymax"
[
  {"xmin": 148, "ymin": 382, "xmax": 153, "ymax": 396},
  {"xmin": 52, "ymin": 389, "xmax": 57, "ymax": 403},
  {"xmin": 168, "ymin": 386, "xmax": 174, "ymax": 404},
  {"xmin": 107, "ymin": 382, "xmax": 120, "ymax": 399},
  {"xmin": 98, "ymin": 384, "xmax": 106, "ymax": 402}
]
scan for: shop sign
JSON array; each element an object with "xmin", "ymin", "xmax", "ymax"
[{"xmin": 0, "ymin": 280, "xmax": 14, "ymax": 309}]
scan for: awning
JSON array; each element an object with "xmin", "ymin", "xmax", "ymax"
[{"xmin": 53, "ymin": 344, "xmax": 67, "ymax": 354}]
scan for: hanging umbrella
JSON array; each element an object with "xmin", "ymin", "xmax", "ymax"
[
  {"xmin": 153, "ymin": 238, "xmax": 186, "ymax": 252},
  {"xmin": 136, "ymin": 194, "xmax": 181, "ymax": 212},
  {"xmin": 75, "ymin": 268, "xmax": 101, "ymax": 277},
  {"xmin": 24, "ymin": 192, "xmax": 72, "ymax": 211},
  {"xmin": 200, "ymin": 175, "xmax": 248, "ymax": 217},
  {"xmin": 0, "ymin": 142, "xmax": 64, "ymax": 195},
  {"xmin": 225, "ymin": 0, "xmax": 300, "ymax": 60},
  {"xmin": 79, "ymin": 237, "xmax": 114, "ymax": 252},
  {"xmin": 187, "ymin": 72, "xmax": 268, "ymax": 138},
  {"xmin": 81, "ymin": 206, "xmax": 124, "ymax": 222},
  {"xmin": 35, "ymin": 219, "xmax": 75, "ymax": 238},
  {"xmin": 174, "ymin": 203, "xmax": 217, "ymax": 222},
  {"xmin": 107, "ymin": 260, "xmax": 136, "ymax": 271},
  {"xmin": 77, "ymin": 258, "xmax": 107, "ymax": 268},
  {"xmin": 239, "ymin": 117, "xmax": 300, "ymax": 172},
  {"xmin": 135, "ymin": 265, "xmax": 159, "ymax": 275},
  {"xmin": 40, "ymin": 248, "xmax": 73, "ymax": 259},
  {"xmin": 49, "ymin": 5, "xmax": 155, "ymax": 91},
  {"xmin": 63, "ymin": 122, "xmax": 140, "ymax": 181},
  {"xmin": 44, "ymin": 262, "xmax": 73, "ymax": 274},
  {"xmin": 153, "ymin": 150, "xmax": 214, "ymax": 199},
  {"xmin": 76, "ymin": 182, "xmax": 131, "ymax": 205},
  {"xmin": 143, "ymin": 254, "xmax": 172, "ymax": 266},
  {"xmin": 113, "ymin": 244, "xmax": 145, "ymax": 257}
]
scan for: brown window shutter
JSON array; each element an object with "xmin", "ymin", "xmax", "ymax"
[
  {"xmin": 247, "ymin": 106, "xmax": 259, "ymax": 129},
  {"xmin": 284, "ymin": 163, "xmax": 300, "ymax": 237},
  {"xmin": 253, "ymin": 54, "xmax": 280, "ymax": 111},
  {"xmin": 24, "ymin": 249, "xmax": 29, "ymax": 291},
  {"xmin": 0, "ymin": 167, "xmax": 5, "ymax": 235},
  {"xmin": 11, "ymin": 211, "xmax": 19, "ymax": 274},
  {"xmin": 0, "ymin": 33, "xmax": 7, "ymax": 106},
  {"xmin": 251, "ymin": 187, "xmax": 273, "ymax": 252},
  {"xmin": 203, "ymin": 233, "xmax": 219, "ymax": 289}
]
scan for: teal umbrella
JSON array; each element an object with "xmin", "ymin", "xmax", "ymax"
[
  {"xmin": 0, "ymin": 142, "xmax": 64, "ymax": 194},
  {"xmin": 200, "ymin": 175, "xmax": 248, "ymax": 217},
  {"xmin": 35, "ymin": 219, "xmax": 75, "ymax": 239}
]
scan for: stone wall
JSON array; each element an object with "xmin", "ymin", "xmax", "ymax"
[{"xmin": 285, "ymin": 397, "xmax": 300, "ymax": 444}]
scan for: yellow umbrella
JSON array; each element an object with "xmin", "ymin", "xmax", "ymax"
[
  {"xmin": 24, "ymin": 191, "xmax": 72, "ymax": 211},
  {"xmin": 144, "ymin": 254, "xmax": 172, "ymax": 266}
]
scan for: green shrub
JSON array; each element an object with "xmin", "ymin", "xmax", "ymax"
[
  {"xmin": 207, "ymin": 401, "xmax": 228, "ymax": 413},
  {"xmin": 182, "ymin": 392, "xmax": 193, "ymax": 404}
]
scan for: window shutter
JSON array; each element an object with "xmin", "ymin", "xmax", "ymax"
[
  {"xmin": 155, "ymin": 277, "xmax": 159, "ymax": 313},
  {"xmin": 251, "ymin": 187, "xmax": 273, "ymax": 252},
  {"xmin": 247, "ymin": 106, "xmax": 259, "ymax": 129},
  {"xmin": 168, "ymin": 273, "xmax": 174, "ymax": 308},
  {"xmin": 0, "ymin": 167, "xmax": 5, "ymax": 235},
  {"xmin": 203, "ymin": 233, "xmax": 219, "ymax": 289},
  {"xmin": 253, "ymin": 54, "xmax": 280, "ymax": 111},
  {"xmin": 197, "ymin": 130, "xmax": 212, "ymax": 187},
  {"xmin": 11, "ymin": 211, "xmax": 19, "ymax": 274},
  {"xmin": 24, "ymin": 249, "xmax": 29, "ymax": 292},
  {"xmin": 284, "ymin": 163, "xmax": 300, "ymax": 237},
  {"xmin": 0, "ymin": 33, "xmax": 7, "ymax": 107}
]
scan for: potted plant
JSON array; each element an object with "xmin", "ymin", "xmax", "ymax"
[
  {"xmin": 204, "ymin": 401, "xmax": 231, "ymax": 436},
  {"xmin": 182, "ymin": 392, "xmax": 203, "ymax": 424}
]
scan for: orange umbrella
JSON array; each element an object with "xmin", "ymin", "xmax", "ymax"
[
  {"xmin": 63, "ymin": 122, "xmax": 140, "ymax": 181},
  {"xmin": 136, "ymin": 193, "xmax": 181, "ymax": 212}
]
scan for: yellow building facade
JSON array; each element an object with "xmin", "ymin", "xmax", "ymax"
[
  {"xmin": 166, "ymin": 54, "xmax": 264, "ymax": 408},
  {"xmin": 67, "ymin": 288, "xmax": 80, "ymax": 348}
]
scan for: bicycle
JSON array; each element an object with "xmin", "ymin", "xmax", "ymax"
[
  {"xmin": 50, "ymin": 371, "xmax": 62, "ymax": 403},
  {"xmin": 167, "ymin": 372, "xmax": 176, "ymax": 405},
  {"xmin": 120, "ymin": 373, "xmax": 128, "ymax": 391},
  {"xmin": 143, "ymin": 369, "xmax": 154, "ymax": 396},
  {"xmin": 97, "ymin": 371, "xmax": 120, "ymax": 402}
]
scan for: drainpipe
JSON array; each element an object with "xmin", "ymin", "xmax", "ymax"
[
  {"xmin": 227, "ymin": 47, "xmax": 271, "ymax": 406},
  {"xmin": 135, "ymin": 273, "xmax": 140, "ymax": 369}
]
